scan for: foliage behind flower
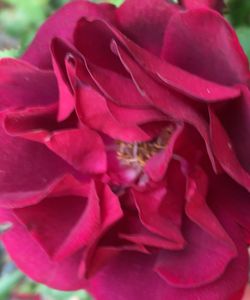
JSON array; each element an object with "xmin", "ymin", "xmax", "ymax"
[{"xmin": 0, "ymin": 1, "xmax": 250, "ymax": 300}]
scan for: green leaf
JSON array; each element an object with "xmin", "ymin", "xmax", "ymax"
[
  {"xmin": 0, "ymin": 270, "xmax": 23, "ymax": 300},
  {"xmin": 236, "ymin": 26, "xmax": 250, "ymax": 60},
  {"xmin": 92, "ymin": 0, "xmax": 124, "ymax": 6},
  {"xmin": 0, "ymin": 48, "xmax": 19, "ymax": 58},
  {"xmin": 36, "ymin": 284, "xmax": 92, "ymax": 300}
]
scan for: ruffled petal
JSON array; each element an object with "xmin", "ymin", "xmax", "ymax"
[
  {"xmin": 0, "ymin": 209, "xmax": 86, "ymax": 290},
  {"xmin": 3, "ymin": 104, "xmax": 77, "ymax": 144},
  {"xmin": 161, "ymin": 8, "xmax": 250, "ymax": 85},
  {"xmin": 22, "ymin": 0, "xmax": 116, "ymax": 69},
  {"xmin": 132, "ymin": 188, "xmax": 185, "ymax": 248},
  {"xmin": 110, "ymin": 40, "xmax": 218, "ymax": 170},
  {"xmin": 74, "ymin": 18, "xmax": 241, "ymax": 102},
  {"xmin": 180, "ymin": 0, "xmax": 224, "ymax": 12},
  {"xmin": 45, "ymin": 128, "xmax": 107, "ymax": 174},
  {"xmin": 88, "ymin": 226, "xmax": 248, "ymax": 300},
  {"xmin": 155, "ymin": 217, "xmax": 237, "ymax": 288},
  {"xmin": 209, "ymin": 108, "xmax": 250, "ymax": 191},
  {"xmin": 13, "ymin": 176, "xmax": 91, "ymax": 259},
  {"xmin": 0, "ymin": 59, "xmax": 57, "ymax": 112},
  {"xmin": 116, "ymin": 0, "xmax": 181, "ymax": 55},
  {"xmin": 75, "ymin": 84, "xmax": 151, "ymax": 142},
  {"xmin": 216, "ymin": 85, "xmax": 250, "ymax": 173},
  {"xmin": 0, "ymin": 119, "xmax": 74, "ymax": 208}
]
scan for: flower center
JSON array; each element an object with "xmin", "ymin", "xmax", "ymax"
[{"xmin": 116, "ymin": 127, "xmax": 173, "ymax": 167}]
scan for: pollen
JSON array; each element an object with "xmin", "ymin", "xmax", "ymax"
[{"xmin": 116, "ymin": 127, "xmax": 173, "ymax": 167}]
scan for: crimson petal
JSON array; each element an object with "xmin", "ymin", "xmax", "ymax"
[
  {"xmin": 116, "ymin": 0, "xmax": 181, "ymax": 55},
  {"xmin": 180, "ymin": 0, "xmax": 224, "ymax": 12},
  {"xmin": 209, "ymin": 108, "xmax": 250, "ymax": 191},
  {"xmin": 0, "ymin": 120, "xmax": 74, "ymax": 208},
  {"xmin": 155, "ymin": 218, "xmax": 237, "ymax": 288},
  {"xmin": 22, "ymin": 1, "xmax": 116, "ymax": 69},
  {"xmin": 0, "ymin": 59, "xmax": 57, "ymax": 112},
  {"xmin": 0, "ymin": 209, "xmax": 86, "ymax": 290},
  {"xmin": 45, "ymin": 128, "xmax": 107, "ymax": 174},
  {"xmin": 161, "ymin": 8, "xmax": 250, "ymax": 85}
]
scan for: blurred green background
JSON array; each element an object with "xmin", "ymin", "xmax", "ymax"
[{"xmin": 0, "ymin": 0, "xmax": 249, "ymax": 299}]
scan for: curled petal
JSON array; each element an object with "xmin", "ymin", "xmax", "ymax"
[
  {"xmin": 23, "ymin": 0, "xmax": 116, "ymax": 69},
  {"xmin": 116, "ymin": 0, "xmax": 181, "ymax": 55},
  {"xmin": 0, "ymin": 209, "xmax": 86, "ymax": 290},
  {"xmin": 209, "ymin": 108, "xmax": 250, "ymax": 192},
  {"xmin": 45, "ymin": 128, "xmax": 107, "ymax": 174},
  {"xmin": 161, "ymin": 8, "xmax": 250, "ymax": 85},
  {"xmin": 180, "ymin": 0, "xmax": 225, "ymax": 12},
  {"xmin": 0, "ymin": 119, "xmax": 74, "ymax": 208},
  {"xmin": 76, "ymin": 84, "xmax": 151, "ymax": 142},
  {"xmin": 0, "ymin": 59, "xmax": 57, "ymax": 112},
  {"xmin": 216, "ymin": 85, "xmax": 250, "ymax": 173}
]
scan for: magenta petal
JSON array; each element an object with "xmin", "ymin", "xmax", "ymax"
[
  {"xmin": 186, "ymin": 167, "xmax": 237, "ymax": 251},
  {"xmin": 0, "ymin": 121, "xmax": 73, "ymax": 208},
  {"xmin": 145, "ymin": 126, "xmax": 183, "ymax": 181},
  {"xmin": 0, "ymin": 59, "xmax": 57, "ymax": 111},
  {"xmin": 217, "ymin": 85, "xmax": 250, "ymax": 173},
  {"xmin": 74, "ymin": 18, "xmax": 126, "ymax": 74},
  {"xmin": 155, "ymin": 218, "xmax": 237, "ymax": 288},
  {"xmin": 88, "ymin": 197, "xmax": 249, "ymax": 299},
  {"xmin": 162, "ymin": 8, "xmax": 250, "ymax": 85},
  {"xmin": 22, "ymin": 1, "xmax": 116, "ymax": 69},
  {"xmin": 80, "ymin": 62, "xmax": 150, "ymax": 108},
  {"xmin": 76, "ymin": 85, "xmax": 151, "ymax": 142},
  {"xmin": 209, "ymin": 108, "xmax": 250, "ymax": 191},
  {"xmin": 13, "ymin": 179, "xmax": 89, "ymax": 259},
  {"xmin": 88, "ymin": 229, "xmax": 248, "ymax": 300},
  {"xmin": 180, "ymin": 0, "xmax": 224, "ymax": 12},
  {"xmin": 133, "ymin": 186, "xmax": 185, "ymax": 248},
  {"xmin": 0, "ymin": 209, "xmax": 86, "ymax": 290},
  {"xmin": 209, "ymin": 176, "xmax": 250, "ymax": 243},
  {"xmin": 111, "ymin": 40, "xmax": 218, "ymax": 170},
  {"xmin": 45, "ymin": 128, "xmax": 107, "ymax": 174},
  {"xmin": 75, "ymin": 19, "xmax": 241, "ymax": 102},
  {"xmin": 118, "ymin": 213, "xmax": 182, "ymax": 250},
  {"xmin": 51, "ymin": 38, "xmax": 77, "ymax": 121},
  {"xmin": 107, "ymin": 101, "xmax": 165, "ymax": 126},
  {"xmin": 82, "ymin": 244, "xmax": 148, "ymax": 279},
  {"xmin": 116, "ymin": 0, "xmax": 181, "ymax": 55},
  {"xmin": 3, "ymin": 104, "xmax": 58, "ymax": 143}
]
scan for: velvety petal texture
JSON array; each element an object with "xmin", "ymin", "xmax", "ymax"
[
  {"xmin": 180, "ymin": 0, "xmax": 225, "ymax": 12},
  {"xmin": 0, "ymin": 0, "xmax": 249, "ymax": 300}
]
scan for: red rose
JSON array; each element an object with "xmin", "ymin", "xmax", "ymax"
[{"xmin": 0, "ymin": 1, "xmax": 249, "ymax": 300}]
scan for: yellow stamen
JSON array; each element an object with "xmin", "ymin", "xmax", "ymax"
[{"xmin": 116, "ymin": 127, "xmax": 173, "ymax": 167}]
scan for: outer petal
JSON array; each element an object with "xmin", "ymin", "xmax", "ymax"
[
  {"xmin": 0, "ymin": 59, "xmax": 57, "ymax": 112},
  {"xmin": 45, "ymin": 128, "xmax": 107, "ymax": 174},
  {"xmin": 208, "ymin": 175, "xmax": 250, "ymax": 244},
  {"xmin": 0, "ymin": 119, "xmax": 74, "ymax": 208},
  {"xmin": 88, "ymin": 224, "xmax": 248, "ymax": 300},
  {"xmin": 161, "ymin": 8, "xmax": 250, "ymax": 85},
  {"xmin": 116, "ymin": 0, "xmax": 181, "ymax": 55},
  {"xmin": 216, "ymin": 85, "xmax": 250, "ymax": 173},
  {"xmin": 0, "ymin": 209, "xmax": 86, "ymax": 290},
  {"xmin": 22, "ymin": 0, "xmax": 116, "ymax": 69},
  {"xmin": 209, "ymin": 108, "xmax": 250, "ymax": 191},
  {"xmin": 74, "ymin": 18, "xmax": 241, "ymax": 102},
  {"xmin": 155, "ymin": 218, "xmax": 237, "ymax": 288},
  {"xmin": 13, "ymin": 176, "xmax": 92, "ymax": 259},
  {"xmin": 180, "ymin": 0, "xmax": 224, "ymax": 12},
  {"xmin": 3, "ymin": 104, "xmax": 78, "ymax": 143}
]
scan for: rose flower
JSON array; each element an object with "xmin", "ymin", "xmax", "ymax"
[{"xmin": 0, "ymin": 0, "xmax": 249, "ymax": 299}]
